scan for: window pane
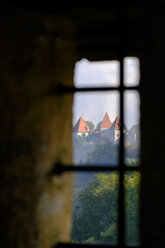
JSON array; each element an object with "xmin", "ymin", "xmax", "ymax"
[
  {"xmin": 72, "ymin": 91, "xmax": 120, "ymax": 166},
  {"xmin": 124, "ymin": 57, "xmax": 140, "ymax": 86},
  {"xmin": 74, "ymin": 58, "xmax": 120, "ymax": 88},
  {"xmin": 125, "ymin": 171, "xmax": 141, "ymax": 246},
  {"xmin": 74, "ymin": 57, "xmax": 140, "ymax": 88},
  {"xmin": 124, "ymin": 90, "xmax": 141, "ymax": 166},
  {"xmin": 71, "ymin": 171, "xmax": 119, "ymax": 245}
]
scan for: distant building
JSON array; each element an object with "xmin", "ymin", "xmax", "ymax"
[
  {"xmin": 100, "ymin": 112, "xmax": 112, "ymax": 131},
  {"xmin": 72, "ymin": 117, "xmax": 90, "ymax": 137},
  {"xmin": 125, "ymin": 124, "xmax": 140, "ymax": 144},
  {"xmin": 99, "ymin": 114, "xmax": 128, "ymax": 143},
  {"xmin": 73, "ymin": 113, "xmax": 130, "ymax": 144},
  {"xmin": 108, "ymin": 116, "xmax": 120, "ymax": 142},
  {"xmin": 100, "ymin": 112, "xmax": 112, "ymax": 138},
  {"xmin": 109, "ymin": 116, "xmax": 128, "ymax": 143}
]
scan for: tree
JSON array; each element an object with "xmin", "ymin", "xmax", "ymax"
[
  {"xmin": 85, "ymin": 141, "xmax": 119, "ymax": 166},
  {"xmin": 71, "ymin": 170, "xmax": 140, "ymax": 245},
  {"xmin": 72, "ymin": 133, "xmax": 88, "ymax": 146},
  {"xmin": 96, "ymin": 121, "xmax": 102, "ymax": 130},
  {"xmin": 125, "ymin": 171, "xmax": 141, "ymax": 244},
  {"xmin": 81, "ymin": 133, "xmax": 87, "ymax": 140},
  {"xmin": 85, "ymin": 121, "xmax": 95, "ymax": 131},
  {"xmin": 71, "ymin": 172, "xmax": 119, "ymax": 243},
  {"xmin": 100, "ymin": 223, "xmax": 117, "ymax": 244},
  {"xmin": 125, "ymin": 143, "xmax": 140, "ymax": 162}
]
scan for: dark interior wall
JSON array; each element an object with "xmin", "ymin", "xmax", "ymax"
[
  {"xmin": 1, "ymin": 2, "xmax": 165, "ymax": 248},
  {"xmin": 0, "ymin": 8, "xmax": 76, "ymax": 248},
  {"xmin": 140, "ymin": 3, "xmax": 165, "ymax": 248}
]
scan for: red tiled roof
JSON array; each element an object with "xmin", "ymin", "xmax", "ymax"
[
  {"xmin": 73, "ymin": 117, "xmax": 90, "ymax": 133},
  {"xmin": 111, "ymin": 116, "xmax": 120, "ymax": 130},
  {"xmin": 110, "ymin": 116, "xmax": 128, "ymax": 131},
  {"xmin": 100, "ymin": 112, "xmax": 112, "ymax": 128}
]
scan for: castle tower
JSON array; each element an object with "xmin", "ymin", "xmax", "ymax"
[
  {"xmin": 72, "ymin": 117, "xmax": 90, "ymax": 137},
  {"xmin": 100, "ymin": 112, "xmax": 112, "ymax": 131}
]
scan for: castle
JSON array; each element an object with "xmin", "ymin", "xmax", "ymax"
[{"xmin": 73, "ymin": 112, "xmax": 128, "ymax": 143}]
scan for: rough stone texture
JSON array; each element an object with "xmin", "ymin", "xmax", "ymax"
[
  {"xmin": 2, "ymin": 2, "xmax": 165, "ymax": 248},
  {"xmin": 0, "ymin": 8, "xmax": 76, "ymax": 248}
]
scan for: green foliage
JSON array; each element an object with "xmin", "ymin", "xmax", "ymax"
[
  {"xmin": 96, "ymin": 121, "xmax": 102, "ymax": 130},
  {"xmin": 125, "ymin": 143, "xmax": 140, "ymax": 162},
  {"xmin": 72, "ymin": 135, "xmax": 140, "ymax": 244},
  {"xmin": 125, "ymin": 171, "xmax": 141, "ymax": 244},
  {"xmin": 85, "ymin": 237, "xmax": 95, "ymax": 243},
  {"xmin": 85, "ymin": 121, "xmax": 95, "ymax": 131},
  {"xmin": 71, "ymin": 172, "xmax": 119, "ymax": 243},
  {"xmin": 71, "ymin": 171, "xmax": 140, "ymax": 245},
  {"xmin": 85, "ymin": 141, "xmax": 119, "ymax": 166},
  {"xmin": 100, "ymin": 223, "xmax": 117, "ymax": 244},
  {"xmin": 72, "ymin": 134, "xmax": 88, "ymax": 147},
  {"xmin": 125, "ymin": 157, "xmax": 139, "ymax": 166}
]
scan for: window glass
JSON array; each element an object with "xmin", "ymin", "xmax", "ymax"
[
  {"xmin": 74, "ymin": 58, "xmax": 120, "ymax": 88},
  {"xmin": 124, "ymin": 57, "xmax": 140, "ymax": 86},
  {"xmin": 72, "ymin": 91, "xmax": 119, "ymax": 166},
  {"xmin": 125, "ymin": 171, "xmax": 141, "ymax": 245},
  {"xmin": 71, "ymin": 58, "xmax": 141, "ymax": 246},
  {"xmin": 71, "ymin": 171, "xmax": 119, "ymax": 245},
  {"xmin": 124, "ymin": 90, "xmax": 141, "ymax": 166}
]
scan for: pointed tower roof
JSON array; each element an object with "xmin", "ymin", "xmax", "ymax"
[
  {"xmin": 100, "ymin": 112, "xmax": 112, "ymax": 129},
  {"xmin": 111, "ymin": 116, "xmax": 121, "ymax": 130},
  {"xmin": 73, "ymin": 117, "xmax": 90, "ymax": 133}
]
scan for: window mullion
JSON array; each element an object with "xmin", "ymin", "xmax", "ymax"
[{"xmin": 119, "ymin": 55, "xmax": 125, "ymax": 247}]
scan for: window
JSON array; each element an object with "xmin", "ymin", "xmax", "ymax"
[
  {"xmin": 71, "ymin": 57, "xmax": 140, "ymax": 247},
  {"xmin": 52, "ymin": 5, "xmax": 141, "ymax": 247},
  {"xmin": 54, "ymin": 56, "xmax": 141, "ymax": 248}
]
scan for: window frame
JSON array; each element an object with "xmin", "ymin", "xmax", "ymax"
[
  {"xmin": 52, "ymin": 58, "xmax": 141, "ymax": 248},
  {"xmin": 51, "ymin": 11, "xmax": 141, "ymax": 248}
]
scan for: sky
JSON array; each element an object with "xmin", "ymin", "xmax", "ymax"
[{"xmin": 72, "ymin": 57, "xmax": 140, "ymax": 130}]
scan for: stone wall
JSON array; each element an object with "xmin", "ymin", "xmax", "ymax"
[
  {"xmin": 140, "ymin": 2, "xmax": 165, "ymax": 247},
  {"xmin": 2, "ymin": 2, "xmax": 165, "ymax": 248},
  {"xmin": 0, "ymin": 8, "xmax": 76, "ymax": 248}
]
